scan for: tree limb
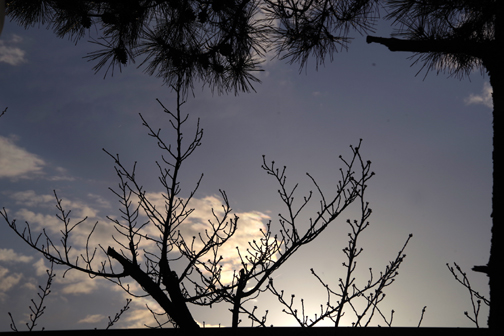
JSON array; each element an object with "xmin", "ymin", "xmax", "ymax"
[{"xmin": 366, "ymin": 35, "xmax": 491, "ymax": 60}]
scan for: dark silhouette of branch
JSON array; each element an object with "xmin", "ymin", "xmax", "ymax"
[
  {"xmin": 219, "ymin": 140, "xmax": 378, "ymax": 327},
  {"xmin": 268, "ymin": 198, "xmax": 413, "ymax": 327},
  {"xmin": 417, "ymin": 306, "xmax": 427, "ymax": 328},
  {"xmin": 8, "ymin": 261, "xmax": 55, "ymax": 332},
  {"xmin": 1, "ymin": 192, "xmax": 127, "ymax": 279},
  {"xmin": 366, "ymin": 35, "xmax": 491, "ymax": 59},
  {"xmin": 447, "ymin": 262, "xmax": 490, "ymax": 328},
  {"xmin": 106, "ymin": 298, "xmax": 132, "ymax": 329}
]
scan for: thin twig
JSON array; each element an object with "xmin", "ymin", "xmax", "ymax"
[{"xmin": 8, "ymin": 261, "xmax": 55, "ymax": 331}]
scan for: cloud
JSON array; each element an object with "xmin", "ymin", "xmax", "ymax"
[
  {"xmin": 0, "ymin": 139, "xmax": 74, "ymax": 181},
  {"xmin": 32, "ymin": 258, "xmax": 49, "ymax": 277},
  {"xmin": 60, "ymin": 278, "xmax": 99, "ymax": 295},
  {"xmin": 32, "ymin": 251, "xmax": 101, "ymax": 296},
  {"xmin": 21, "ymin": 279, "xmax": 37, "ymax": 291},
  {"xmin": 5, "ymin": 189, "xmax": 276, "ymax": 302},
  {"xmin": 7, "ymin": 190, "xmax": 115, "ymax": 266},
  {"xmin": 143, "ymin": 192, "xmax": 275, "ymax": 284},
  {"xmin": 10, "ymin": 190, "xmax": 100, "ymax": 217},
  {"xmin": 86, "ymin": 193, "xmax": 112, "ymax": 209},
  {"xmin": 10, "ymin": 190, "xmax": 55, "ymax": 207},
  {"xmin": 464, "ymin": 82, "xmax": 493, "ymax": 109},
  {"xmin": 122, "ymin": 302, "xmax": 161, "ymax": 329},
  {"xmin": 0, "ymin": 136, "xmax": 45, "ymax": 179},
  {"xmin": 14, "ymin": 208, "xmax": 63, "ymax": 233},
  {"xmin": 0, "ymin": 34, "xmax": 26, "ymax": 65},
  {"xmin": 0, "ymin": 265, "xmax": 23, "ymax": 300},
  {"xmin": 78, "ymin": 314, "xmax": 106, "ymax": 324},
  {"xmin": 4, "ymin": 191, "xmax": 127, "ymax": 297},
  {"xmin": 0, "ymin": 249, "xmax": 34, "ymax": 263},
  {"xmin": 47, "ymin": 168, "xmax": 76, "ymax": 181}
]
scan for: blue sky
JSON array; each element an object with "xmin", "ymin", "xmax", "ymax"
[{"xmin": 0, "ymin": 11, "xmax": 494, "ymax": 330}]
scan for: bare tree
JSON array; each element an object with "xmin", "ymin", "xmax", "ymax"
[{"xmin": 2, "ymin": 80, "xmax": 409, "ymax": 328}]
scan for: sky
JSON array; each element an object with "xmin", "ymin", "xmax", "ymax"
[{"xmin": 0, "ymin": 9, "xmax": 494, "ymax": 331}]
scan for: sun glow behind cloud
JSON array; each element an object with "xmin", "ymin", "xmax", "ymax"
[{"xmin": 135, "ymin": 192, "xmax": 275, "ymax": 285}]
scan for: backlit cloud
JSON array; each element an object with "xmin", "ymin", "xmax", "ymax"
[
  {"xmin": 10, "ymin": 190, "xmax": 56, "ymax": 207},
  {"xmin": 464, "ymin": 82, "xmax": 493, "ymax": 109},
  {"xmin": 11, "ymin": 190, "xmax": 101, "ymax": 223},
  {"xmin": 4, "ymin": 190, "xmax": 275, "ymax": 302},
  {"xmin": 0, "ymin": 34, "xmax": 26, "ymax": 66},
  {"xmin": 77, "ymin": 314, "xmax": 105, "ymax": 324},
  {"xmin": 47, "ymin": 167, "xmax": 76, "ymax": 181},
  {"xmin": 0, "ymin": 265, "xmax": 23, "ymax": 301},
  {"xmin": 0, "ymin": 248, "xmax": 34, "ymax": 263},
  {"xmin": 0, "ymin": 136, "xmax": 45, "ymax": 179},
  {"xmin": 6, "ymin": 191, "xmax": 117, "ymax": 295},
  {"xmin": 32, "ymin": 257, "xmax": 101, "ymax": 296},
  {"xmin": 143, "ymin": 192, "xmax": 275, "ymax": 284}
]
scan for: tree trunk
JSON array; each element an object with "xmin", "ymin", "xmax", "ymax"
[
  {"xmin": 480, "ymin": 3, "xmax": 504, "ymax": 329},
  {"xmin": 107, "ymin": 247, "xmax": 200, "ymax": 329},
  {"xmin": 367, "ymin": 32, "xmax": 502, "ymax": 330},
  {"xmin": 481, "ymin": 35, "xmax": 504, "ymax": 333},
  {"xmin": 488, "ymin": 67, "xmax": 503, "ymax": 332}
]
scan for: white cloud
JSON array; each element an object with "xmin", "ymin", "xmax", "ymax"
[
  {"xmin": 5, "ymin": 189, "xmax": 277, "ymax": 301},
  {"xmin": 464, "ymin": 82, "xmax": 493, "ymax": 109},
  {"xmin": 21, "ymin": 279, "xmax": 37, "ymax": 291},
  {"xmin": 60, "ymin": 280, "xmax": 98, "ymax": 295},
  {"xmin": 143, "ymin": 192, "xmax": 275, "ymax": 284},
  {"xmin": 32, "ymin": 258, "xmax": 48, "ymax": 277},
  {"xmin": 78, "ymin": 314, "xmax": 106, "ymax": 324},
  {"xmin": 0, "ymin": 136, "xmax": 45, "ymax": 179},
  {"xmin": 56, "ymin": 268, "xmax": 101, "ymax": 295},
  {"xmin": 6, "ymin": 190, "xmax": 116, "ymax": 274},
  {"xmin": 0, "ymin": 248, "xmax": 34, "ymax": 263},
  {"xmin": 14, "ymin": 208, "xmax": 63, "ymax": 233},
  {"xmin": 28, "ymin": 191, "xmax": 97, "ymax": 218},
  {"xmin": 47, "ymin": 175, "xmax": 76, "ymax": 182},
  {"xmin": 0, "ymin": 34, "xmax": 26, "ymax": 66},
  {"xmin": 86, "ymin": 193, "xmax": 112, "ymax": 209},
  {"xmin": 0, "ymin": 265, "xmax": 23, "ymax": 298},
  {"xmin": 33, "ymin": 252, "xmax": 101, "ymax": 296},
  {"xmin": 0, "ymin": 140, "xmax": 73, "ymax": 181},
  {"xmin": 110, "ymin": 285, "xmax": 173, "ymax": 329},
  {"xmin": 122, "ymin": 301, "xmax": 161, "ymax": 328},
  {"xmin": 10, "ymin": 190, "xmax": 55, "ymax": 207},
  {"xmin": 5, "ymin": 191, "xmax": 122, "ymax": 297}
]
